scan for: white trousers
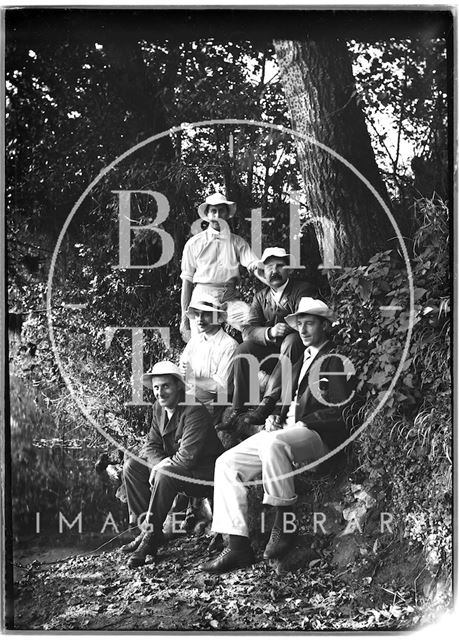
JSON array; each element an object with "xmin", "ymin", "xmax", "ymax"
[{"xmin": 211, "ymin": 427, "xmax": 329, "ymax": 537}]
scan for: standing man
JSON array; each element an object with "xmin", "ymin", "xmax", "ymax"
[
  {"xmin": 121, "ymin": 361, "xmax": 223, "ymax": 568},
  {"xmin": 180, "ymin": 192, "xmax": 259, "ymax": 342},
  {"xmin": 200, "ymin": 298, "xmax": 355, "ymax": 573},
  {"xmin": 221, "ymin": 248, "xmax": 316, "ymax": 430}
]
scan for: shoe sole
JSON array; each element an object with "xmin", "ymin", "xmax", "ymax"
[{"xmin": 200, "ymin": 559, "xmax": 255, "ymax": 574}]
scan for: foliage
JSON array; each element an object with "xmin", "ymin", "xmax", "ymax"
[
  {"xmin": 9, "ymin": 375, "xmax": 126, "ymax": 534},
  {"xmin": 331, "ymin": 196, "xmax": 451, "ymax": 579},
  {"xmin": 350, "ymin": 38, "xmax": 448, "ymax": 201}
]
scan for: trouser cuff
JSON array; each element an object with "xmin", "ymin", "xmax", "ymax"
[{"xmin": 262, "ymin": 493, "xmax": 297, "ymax": 507}]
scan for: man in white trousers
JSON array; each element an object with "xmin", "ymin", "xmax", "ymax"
[{"xmin": 199, "ymin": 298, "xmax": 355, "ymax": 573}]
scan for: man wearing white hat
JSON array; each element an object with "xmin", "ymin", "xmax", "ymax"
[
  {"xmin": 180, "ymin": 294, "xmax": 238, "ymax": 415},
  {"xmin": 221, "ymin": 247, "xmax": 316, "ymax": 430},
  {"xmin": 121, "ymin": 360, "xmax": 223, "ymax": 568},
  {"xmin": 180, "ymin": 192, "xmax": 259, "ymax": 341},
  {"xmin": 200, "ymin": 298, "xmax": 355, "ymax": 573}
]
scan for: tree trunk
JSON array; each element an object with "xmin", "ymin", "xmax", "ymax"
[{"xmin": 273, "ymin": 38, "xmax": 393, "ymax": 269}]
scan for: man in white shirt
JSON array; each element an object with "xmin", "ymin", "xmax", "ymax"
[
  {"xmin": 180, "ymin": 192, "xmax": 259, "ymax": 342},
  {"xmin": 180, "ymin": 294, "xmax": 238, "ymax": 419},
  {"xmin": 199, "ymin": 298, "xmax": 355, "ymax": 573},
  {"xmin": 178, "ymin": 294, "xmax": 238, "ymax": 531}
]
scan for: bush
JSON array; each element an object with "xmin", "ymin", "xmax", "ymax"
[{"xmin": 330, "ymin": 197, "xmax": 451, "ymax": 579}]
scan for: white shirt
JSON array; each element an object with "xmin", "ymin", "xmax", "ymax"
[
  {"xmin": 179, "ymin": 327, "xmax": 238, "ymax": 404},
  {"xmin": 285, "ymin": 341, "xmax": 328, "ymax": 428},
  {"xmin": 270, "ymin": 279, "xmax": 289, "ymax": 305},
  {"xmin": 181, "ymin": 227, "xmax": 259, "ymax": 284}
]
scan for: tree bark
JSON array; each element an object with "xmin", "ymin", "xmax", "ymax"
[{"xmin": 273, "ymin": 37, "xmax": 393, "ymax": 268}]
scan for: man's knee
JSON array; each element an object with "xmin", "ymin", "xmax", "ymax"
[
  {"xmin": 236, "ymin": 339, "xmax": 258, "ymax": 356},
  {"xmin": 260, "ymin": 433, "xmax": 291, "ymax": 460},
  {"xmin": 123, "ymin": 456, "xmax": 147, "ymax": 479},
  {"xmin": 280, "ymin": 331, "xmax": 302, "ymax": 355}
]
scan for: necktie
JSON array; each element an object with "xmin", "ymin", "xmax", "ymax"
[{"xmin": 298, "ymin": 348, "xmax": 314, "ymax": 386}]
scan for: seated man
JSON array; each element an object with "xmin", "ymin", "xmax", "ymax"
[
  {"xmin": 180, "ymin": 294, "xmax": 238, "ymax": 421},
  {"xmin": 200, "ymin": 298, "xmax": 354, "ymax": 573},
  {"xmin": 222, "ymin": 248, "xmax": 316, "ymax": 430},
  {"xmin": 179, "ymin": 294, "xmax": 238, "ymax": 529},
  {"xmin": 180, "ymin": 192, "xmax": 259, "ymax": 342},
  {"xmin": 122, "ymin": 361, "xmax": 224, "ymax": 568}
]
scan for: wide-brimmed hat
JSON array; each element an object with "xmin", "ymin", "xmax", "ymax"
[
  {"xmin": 258, "ymin": 247, "xmax": 291, "ymax": 268},
  {"xmin": 142, "ymin": 361, "xmax": 184, "ymax": 389},
  {"xmin": 197, "ymin": 193, "xmax": 237, "ymax": 221},
  {"xmin": 285, "ymin": 297, "xmax": 336, "ymax": 328},
  {"xmin": 186, "ymin": 294, "xmax": 227, "ymax": 322}
]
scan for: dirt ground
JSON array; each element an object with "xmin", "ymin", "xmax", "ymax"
[{"xmin": 10, "ymin": 527, "xmax": 447, "ymax": 632}]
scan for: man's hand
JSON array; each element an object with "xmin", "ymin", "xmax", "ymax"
[
  {"xmin": 180, "ymin": 319, "xmax": 191, "ymax": 343},
  {"xmin": 149, "ymin": 458, "xmax": 171, "ymax": 485},
  {"xmin": 265, "ymin": 415, "xmax": 282, "ymax": 432},
  {"xmin": 269, "ymin": 322, "xmax": 290, "ymax": 339}
]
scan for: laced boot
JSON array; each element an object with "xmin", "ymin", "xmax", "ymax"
[
  {"xmin": 243, "ymin": 397, "xmax": 277, "ymax": 426},
  {"xmin": 199, "ymin": 546, "xmax": 255, "ymax": 574},
  {"xmin": 127, "ymin": 531, "xmax": 163, "ymax": 568},
  {"xmin": 120, "ymin": 531, "xmax": 144, "ymax": 554},
  {"xmin": 263, "ymin": 508, "xmax": 298, "ymax": 560},
  {"xmin": 215, "ymin": 409, "xmax": 243, "ymax": 432}
]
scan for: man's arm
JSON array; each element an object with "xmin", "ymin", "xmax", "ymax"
[
  {"xmin": 242, "ymin": 291, "xmax": 271, "ymax": 344},
  {"xmin": 237, "ymin": 235, "xmax": 259, "ymax": 274},
  {"xmin": 213, "ymin": 340, "xmax": 238, "ymax": 398},
  {"xmin": 180, "ymin": 239, "xmax": 197, "ymax": 341},
  {"xmin": 180, "ymin": 279, "xmax": 194, "ymax": 340},
  {"xmin": 297, "ymin": 354, "xmax": 354, "ymax": 435},
  {"xmin": 142, "ymin": 406, "xmax": 168, "ymax": 468},
  {"xmin": 169, "ymin": 406, "xmax": 214, "ymax": 469}
]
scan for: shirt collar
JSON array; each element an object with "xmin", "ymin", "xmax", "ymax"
[
  {"xmin": 270, "ymin": 279, "xmax": 289, "ymax": 298},
  {"xmin": 305, "ymin": 340, "xmax": 329, "ymax": 360},
  {"xmin": 199, "ymin": 327, "xmax": 223, "ymax": 342}
]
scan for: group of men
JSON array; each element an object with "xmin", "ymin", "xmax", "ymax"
[{"xmin": 120, "ymin": 193, "xmax": 354, "ymax": 573}]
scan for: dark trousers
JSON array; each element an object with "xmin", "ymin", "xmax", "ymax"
[
  {"xmin": 232, "ymin": 332, "xmax": 304, "ymax": 411},
  {"xmin": 123, "ymin": 456, "xmax": 214, "ymax": 531}
]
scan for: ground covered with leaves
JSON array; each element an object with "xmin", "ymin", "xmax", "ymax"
[{"xmin": 12, "ymin": 527, "xmax": 447, "ymax": 632}]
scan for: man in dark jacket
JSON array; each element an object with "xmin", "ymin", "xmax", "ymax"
[
  {"xmin": 122, "ymin": 361, "xmax": 223, "ymax": 568},
  {"xmin": 221, "ymin": 247, "xmax": 316, "ymax": 429},
  {"xmin": 200, "ymin": 298, "xmax": 355, "ymax": 573}
]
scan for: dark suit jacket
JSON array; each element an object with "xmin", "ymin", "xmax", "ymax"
[
  {"xmin": 141, "ymin": 399, "xmax": 224, "ymax": 471},
  {"xmin": 242, "ymin": 279, "xmax": 317, "ymax": 345},
  {"xmin": 279, "ymin": 341, "xmax": 354, "ymax": 450}
]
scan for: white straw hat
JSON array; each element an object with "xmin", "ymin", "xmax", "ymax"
[
  {"xmin": 285, "ymin": 297, "xmax": 336, "ymax": 328},
  {"xmin": 258, "ymin": 247, "xmax": 291, "ymax": 268},
  {"xmin": 186, "ymin": 294, "xmax": 227, "ymax": 322},
  {"xmin": 142, "ymin": 360, "xmax": 184, "ymax": 389},
  {"xmin": 197, "ymin": 193, "xmax": 237, "ymax": 220}
]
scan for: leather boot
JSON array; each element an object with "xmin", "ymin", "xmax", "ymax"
[
  {"xmin": 243, "ymin": 397, "xmax": 277, "ymax": 426},
  {"xmin": 199, "ymin": 546, "xmax": 255, "ymax": 574},
  {"xmin": 120, "ymin": 531, "xmax": 144, "ymax": 554},
  {"xmin": 263, "ymin": 511, "xmax": 298, "ymax": 560},
  {"xmin": 215, "ymin": 409, "xmax": 242, "ymax": 432},
  {"xmin": 127, "ymin": 531, "xmax": 163, "ymax": 568}
]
